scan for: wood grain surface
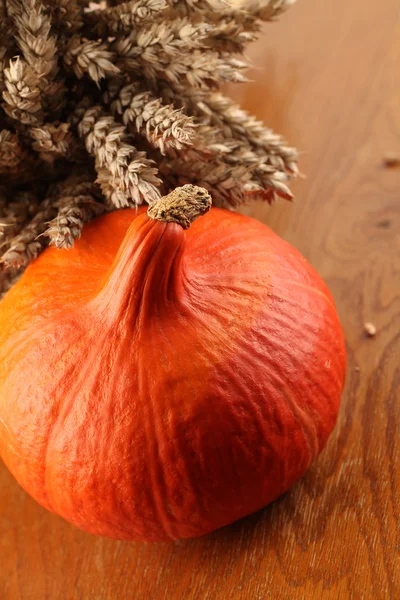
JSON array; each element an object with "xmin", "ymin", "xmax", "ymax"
[{"xmin": 1, "ymin": 1, "xmax": 400, "ymax": 598}]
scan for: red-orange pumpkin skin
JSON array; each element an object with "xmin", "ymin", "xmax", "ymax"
[{"xmin": 0, "ymin": 207, "xmax": 346, "ymax": 541}]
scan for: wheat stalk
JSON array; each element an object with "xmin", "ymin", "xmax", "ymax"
[
  {"xmin": 2, "ymin": 58, "xmax": 43, "ymax": 125},
  {"xmin": 0, "ymin": 0, "xmax": 298, "ymax": 296},
  {"xmin": 78, "ymin": 106, "xmax": 161, "ymax": 206},
  {"xmin": 85, "ymin": 0, "xmax": 167, "ymax": 36},
  {"xmin": 108, "ymin": 83, "xmax": 196, "ymax": 154},
  {"xmin": 64, "ymin": 37, "xmax": 120, "ymax": 83}
]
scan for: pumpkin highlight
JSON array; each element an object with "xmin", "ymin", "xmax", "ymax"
[{"xmin": 0, "ymin": 186, "xmax": 346, "ymax": 541}]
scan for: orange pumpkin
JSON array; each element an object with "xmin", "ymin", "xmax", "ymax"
[{"xmin": 0, "ymin": 186, "xmax": 346, "ymax": 541}]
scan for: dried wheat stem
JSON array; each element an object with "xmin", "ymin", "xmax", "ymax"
[
  {"xmin": 30, "ymin": 122, "xmax": 80, "ymax": 163},
  {"xmin": 10, "ymin": 0, "xmax": 65, "ymax": 115},
  {"xmin": 109, "ymin": 83, "xmax": 196, "ymax": 154},
  {"xmin": 44, "ymin": 0, "xmax": 83, "ymax": 35},
  {"xmin": 165, "ymin": 0, "xmax": 228, "ymax": 16},
  {"xmin": 113, "ymin": 19, "xmax": 247, "ymax": 88},
  {"xmin": 85, "ymin": 0, "xmax": 167, "ymax": 36},
  {"xmin": 112, "ymin": 18, "xmax": 209, "ymax": 70},
  {"xmin": 0, "ymin": 128, "xmax": 42, "ymax": 189},
  {"xmin": 0, "ymin": 129, "xmax": 30, "ymax": 171},
  {"xmin": 166, "ymin": 0, "xmax": 293, "ymax": 26},
  {"xmin": 0, "ymin": 190, "xmax": 40, "ymax": 246},
  {"xmin": 182, "ymin": 52, "xmax": 248, "ymax": 89},
  {"xmin": 224, "ymin": 149, "xmax": 293, "ymax": 200},
  {"xmin": 186, "ymin": 90, "xmax": 298, "ymax": 173},
  {"xmin": 158, "ymin": 84, "xmax": 298, "ymax": 177},
  {"xmin": 0, "ymin": 172, "xmax": 98, "ymax": 267},
  {"xmin": 0, "ymin": 210, "xmax": 25, "ymax": 250},
  {"xmin": 0, "ymin": 0, "xmax": 14, "ymax": 94},
  {"xmin": 11, "ymin": 0, "xmax": 58, "ymax": 77},
  {"xmin": 0, "ymin": 0, "xmax": 297, "ymax": 289},
  {"xmin": 230, "ymin": 0, "xmax": 296, "ymax": 22},
  {"xmin": 78, "ymin": 106, "xmax": 161, "ymax": 206},
  {"xmin": 162, "ymin": 141, "xmax": 292, "ymax": 205},
  {"xmin": 207, "ymin": 18, "xmax": 258, "ymax": 53},
  {"xmin": 45, "ymin": 194, "xmax": 105, "ymax": 249},
  {"xmin": 205, "ymin": 0, "xmax": 295, "ymax": 38},
  {"xmin": 161, "ymin": 116, "xmax": 294, "ymax": 203},
  {"xmin": 0, "ymin": 195, "xmax": 56, "ymax": 268},
  {"xmin": 64, "ymin": 36, "xmax": 120, "ymax": 84},
  {"xmin": 166, "ymin": 0, "xmax": 259, "ymax": 52},
  {"xmin": 166, "ymin": 5, "xmax": 258, "ymax": 54},
  {"xmin": 2, "ymin": 58, "xmax": 43, "ymax": 125},
  {"xmin": 159, "ymin": 144, "xmax": 255, "ymax": 206}
]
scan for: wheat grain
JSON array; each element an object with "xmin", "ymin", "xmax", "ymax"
[{"xmin": 0, "ymin": 0, "xmax": 297, "ymax": 294}]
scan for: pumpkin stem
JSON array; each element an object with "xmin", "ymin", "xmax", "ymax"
[{"xmin": 147, "ymin": 185, "xmax": 212, "ymax": 230}]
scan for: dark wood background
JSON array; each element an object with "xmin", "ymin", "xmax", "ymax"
[{"xmin": 1, "ymin": 0, "xmax": 400, "ymax": 598}]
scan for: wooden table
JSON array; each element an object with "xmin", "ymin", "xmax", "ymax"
[{"xmin": 1, "ymin": 1, "xmax": 400, "ymax": 598}]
